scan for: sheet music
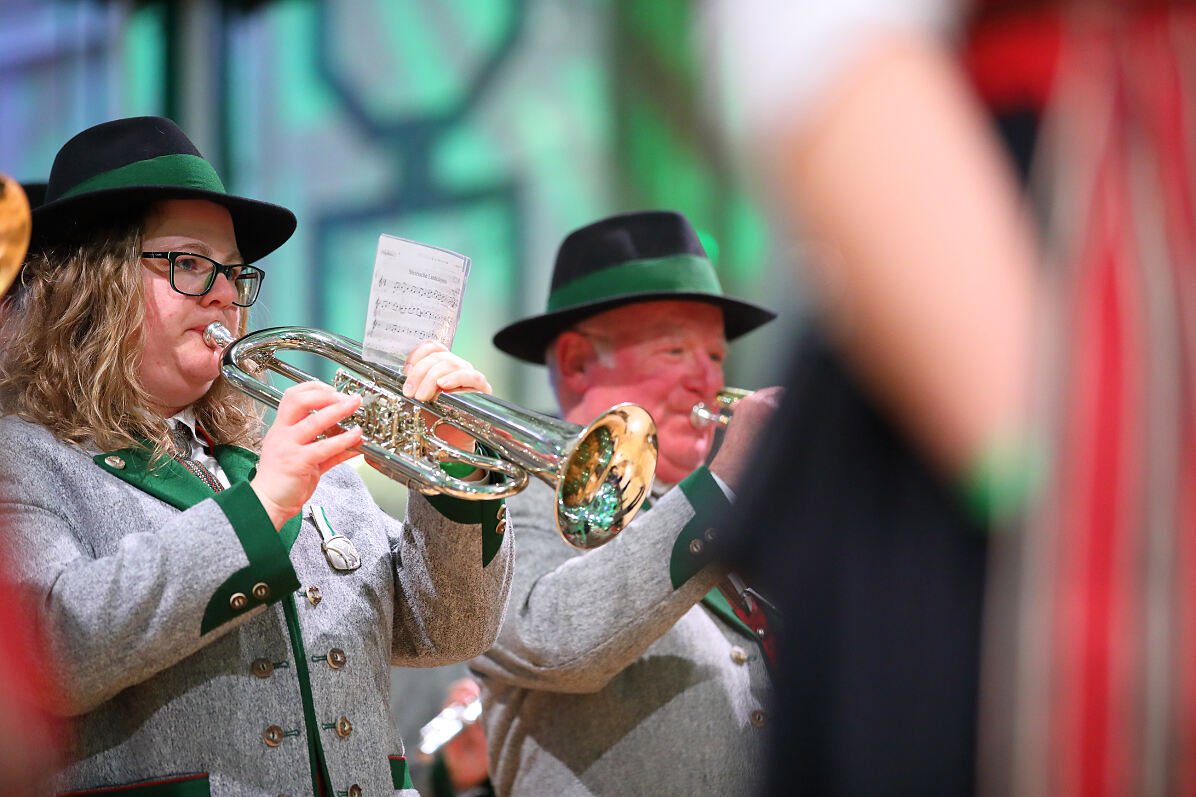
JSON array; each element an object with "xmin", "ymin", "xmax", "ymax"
[{"xmin": 362, "ymin": 234, "xmax": 470, "ymax": 368}]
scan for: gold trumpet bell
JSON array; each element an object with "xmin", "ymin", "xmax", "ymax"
[
  {"xmin": 556, "ymin": 403, "xmax": 657, "ymax": 549},
  {"xmin": 0, "ymin": 176, "xmax": 31, "ymax": 299}
]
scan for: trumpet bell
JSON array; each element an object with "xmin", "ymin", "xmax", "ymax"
[{"xmin": 556, "ymin": 403, "xmax": 656, "ymax": 549}]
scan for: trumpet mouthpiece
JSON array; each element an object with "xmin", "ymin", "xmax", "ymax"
[{"xmin": 204, "ymin": 321, "xmax": 236, "ymax": 351}]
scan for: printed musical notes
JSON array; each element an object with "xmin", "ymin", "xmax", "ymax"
[{"xmin": 362, "ymin": 234, "xmax": 471, "ymax": 369}]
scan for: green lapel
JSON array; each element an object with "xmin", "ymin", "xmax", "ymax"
[
  {"xmin": 93, "ymin": 446, "xmax": 214, "ymax": 511},
  {"xmin": 213, "ymin": 444, "xmax": 258, "ymax": 484},
  {"xmin": 701, "ymin": 587, "xmax": 757, "ymax": 640},
  {"xmin": 93, "ymin": 443, "xmax": 302, "ymax": 551}
]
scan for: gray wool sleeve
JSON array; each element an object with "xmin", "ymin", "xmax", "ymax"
[
  {"xmin": 388, "ymin": 489, "xmax": 514, "ymax": 666},
  {"xmin": 0, "ymin": 418, "xmax": 286, "ymax": 715},
  {"xmin": 470, "ymin": 473, "xmax": 728, "ymax": 694}
]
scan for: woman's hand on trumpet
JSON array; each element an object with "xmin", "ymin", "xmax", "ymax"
[
  {"xmin": 252, "ymin": 382, "xmax": 364, "ymax": 531},
  {"xmin": 402, "ymin": 340, "xmax": 493, "ymax": 455}
]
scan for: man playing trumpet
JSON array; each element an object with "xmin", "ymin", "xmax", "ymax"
[
  {"xmin": 471, "ymin": 210, "xmax": 780, "ymax": 796},
  {"xmin": 0, "ymin": 116, "xmax": 513, "ymax": 797}
]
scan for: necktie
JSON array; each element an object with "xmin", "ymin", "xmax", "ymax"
[{"xmin": 171, "ymin": 423, "xmax": 223, "ymax": 493}]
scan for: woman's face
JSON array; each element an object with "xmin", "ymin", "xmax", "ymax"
[{"xmin": 138, "ymin": 199, "xmax": 242, "ymax": 416}]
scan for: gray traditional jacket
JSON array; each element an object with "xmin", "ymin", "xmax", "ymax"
[
  {"xmin": 0, "ymin": 415, "xmax": 513, "ymax": 797},
  {"xmin": 470, "ymin": 466, "xmax": 772, "ymax": 796}
]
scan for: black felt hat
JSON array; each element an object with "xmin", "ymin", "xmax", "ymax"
[
  {"xmin": 31, "ymin": 116, "xmax": 296, "ymax": 263},
  {"xmin": 493, "ymin": 210, "xmax": 776, "ymax": 364}
]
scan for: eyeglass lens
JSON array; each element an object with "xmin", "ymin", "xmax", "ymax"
[{"xmin": 169, "ymin": 253, "xmax": 262, "ymax": 306}]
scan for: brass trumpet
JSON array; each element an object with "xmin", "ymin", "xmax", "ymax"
[
  {"xmin": 204, "ymin": 323, "xmax": 658, "ymax": 549},
  {"xmin": 690, "ymin": 387, "xmax": 753, "ymax": 429}
]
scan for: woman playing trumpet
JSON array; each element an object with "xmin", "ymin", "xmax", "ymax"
[{"xmin": 0, "ymin": 117, "xmax": 512, "ymax": 797}]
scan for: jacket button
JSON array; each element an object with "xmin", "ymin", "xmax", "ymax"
[
  {"xmin": 306, "ymin": 586, "xmax": 322, "ymax": 606},
  {"xmin": 348, "ymin": 786, "xmax": 362, "ymax": 797},
  {"xmin": 230, "ymin": 592, "xmax": 248, "ymax": 611},
  {"xmin": 335, "ymin": 715, "xmax": 353, "ymax": 738},
  {"xmin": 495, "ymin": 519, "xmax": 507, "ymax": 535},
  {"xmin": 704, "ymin": 528, "xmax": 716, "ymax": 543},
  {"xmin": 252, "ymin": 582, "xmax": 270, "ymax": 600},
  {"xmin": 729, "ymin": 646, "xmax": 748, "ymax": 665},
  {"xmin": 328, "ymin": 648, "xmax": 347, "ymax": 669},
  {"xmin": 688, "ymin": 539, "xmax": 703, "ymax": 555},
  {"xmin": 104, "ymin": 455, "xmax": 126, "ymax": 469},
  {"xmin": 750, "ymin": 709, "xmax": 767, "ymax": 728},
  {"xmin": 756, "ymin": 627, "xmax": 767, "ymax": 639},
  {"xmin": 251, "ymin": 658, "xmax": 274, "ymax": 678},
  {"xmin": 263, "ymin": 724, "xmax": 284, "ymax": 747},
  {"xmin": 497, "ymin": 503, "xmax": 507, "ymax": 521}
]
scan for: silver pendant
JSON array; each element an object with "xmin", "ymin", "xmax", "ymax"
[{"xmin": 309, "ymin": 504, "xmax": 361, "ymax": 571}]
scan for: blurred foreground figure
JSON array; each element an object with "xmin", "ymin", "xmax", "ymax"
[
  {"xmin": 707, "ymin": 0, "xmax": 1196, "ymax": 795},
  {"xmin": 471, "ymin": 210, "xmax": 780, "ymax": 796},
  {"xmin": 0, "ymin": 175, "xmax": 60, "ymax": 795}
]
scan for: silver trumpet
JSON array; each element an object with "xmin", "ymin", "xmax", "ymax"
[
  {"xmin": 690, "ymin": 387, "xmax": 753, "ymax": 429},
  {"xmin": 204, "ymin": 323, "xmax": 658, "ymax": 549},
  {"xmin": 417, "ymin": 696, "xmax": 482, "ymax": 763}
]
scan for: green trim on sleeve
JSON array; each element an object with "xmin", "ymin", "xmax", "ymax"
[
  {"xmin": 422, "ymin": 492, "xmax": 507, "ymax": 567},
  {"xmin": 389, "ymin": 756, "xmax": 415, "ymax": 790},
  {"xmin": 669, "ymin": 465, "xmax": 731, "ymax": 589},
  {"xmin": 440, "ymin": 460, "xmax": 477, "ymax": 479},
  {"xmin": 960, "ymin": 437, "xmax": 1044, "ymax": 527},
  {"xmin": 60, "ymin": 773, "xmax": 211, "ymax": 796},
  {"xmin": 701, "ymin": 586, "xmax": 758, "ymax": 640},
  {"xmin": 200, "ymin": 481, "xmax": 300, "ymax": 634},
  {"xmin": 425, "ymin": 444, "xmax": 506, "ymax": 566}
]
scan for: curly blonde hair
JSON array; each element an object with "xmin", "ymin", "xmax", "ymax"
[{"xmin": 0, "ymin": 214, "xmax": 262, "ymax": 458}]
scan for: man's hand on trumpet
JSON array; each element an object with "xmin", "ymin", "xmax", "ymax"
[
  {"xmin": 707, "ymin": 386, "xmax": 783, "ymax": 493},
  {"xmin": 252, "ymin": 342, "xmax": 492, "ymax": 531}
]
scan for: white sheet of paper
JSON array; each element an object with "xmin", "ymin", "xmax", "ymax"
[{"xmin": 362, "ymin": 234, "xmax": 470, "ymax": 368}]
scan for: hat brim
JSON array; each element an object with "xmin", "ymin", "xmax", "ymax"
[
  {"xmin": 30, "ymin": 184, "xmax": 296, "ymax": 264},
  {"xmin": 493, "ymin": 292, "xmax": 777, "ymax": 364}
]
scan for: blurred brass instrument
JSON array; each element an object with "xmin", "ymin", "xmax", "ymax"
[
  {"xmin": 690, "ymin": 387, "xmax": 753, "ymax": 429},
  {"xmin": 0, "ymin": 175, "xmax": 31, "ymax": 298},
  {"xmin": 204, "ymin": 323, "xmax": 658, "ymax": 549},
  {"xmin": 417, "ymin": 695, "xmax": 482, "ymax": 762}
]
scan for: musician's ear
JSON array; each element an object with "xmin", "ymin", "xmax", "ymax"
[{"xmin": 554, "ymin": 331, "xmax": 597, "ymax": 392}]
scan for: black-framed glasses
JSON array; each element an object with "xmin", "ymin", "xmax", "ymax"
[{"xmin": 141, "ymin": 251, "xmax": 265, "ymax": 307}]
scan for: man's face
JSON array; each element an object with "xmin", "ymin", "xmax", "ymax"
[
  {"xmin": 139, "ymin": 199, "xmax": 243, "ymax": 416},
  {"xmin": 564, "ymin": 300, "xmax": 726, "ymax": 485}
]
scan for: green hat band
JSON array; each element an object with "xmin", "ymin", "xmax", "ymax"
[
  {"xmin": 546, "ymin": 254, "xmax": 723, "ymax": 312},
  {"xmin": 59, "ymin": 153, "xmax": 226, "ymax": 199}
]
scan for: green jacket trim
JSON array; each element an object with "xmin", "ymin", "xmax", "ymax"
[
  {"xmin": 668, "ymin": 465, "xmax": 730, "ymax": 589},
  {"xmin": 389, "ymin": 755, "xmax": 414, "ymax": 790},
  {"xmin": 200, "ymin": 481, "xmax": 301, "ymax": 633},
  {"xmin": 283, "ymin": 595, "xmax": 334, "ymax": 797},
  {"xmin": 424, "ymin": 448, "xmax": 507, "ymax": 567},
  {"xmin": 701, "ymin": 586, "xmax": 759, "ymax": 641},
  {"xmin": 59, "ymin": 772, "xmax": 210, "ymax": 796},
  {"xmin": 93, "ymin": 447, "xmax": 215, "ymax": 510}
]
